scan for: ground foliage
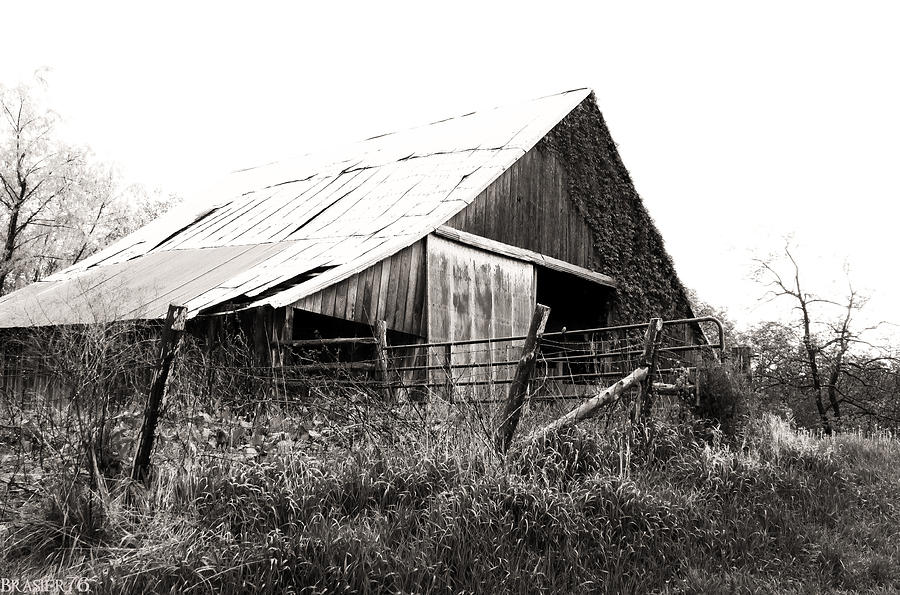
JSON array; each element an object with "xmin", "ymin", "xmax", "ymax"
[
  {"xmin": 0, "ymin": 317, "xmax": 897, "ymax": 594},
  {"xmin": 2, "ymin": 404, "xmax": 898, "ymax": 594},
  {"xmin": 539, "ymin": 93, "xmax": 695, "ymax": 325}
]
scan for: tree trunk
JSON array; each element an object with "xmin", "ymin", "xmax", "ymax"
[
  {"xmin": 0, "ymin": 202, "xmax": 22, "ymax": 295},
  {"xmin": 827, "ymin": 367, "xmax": 842, "ymax": 421},
  {"xmin": 801, "ymin": 323, "xmax": 831, "ymax": 434},
  {"xmin": 827, "ymin": 337, "xmax": 849, "ymax": 426}
]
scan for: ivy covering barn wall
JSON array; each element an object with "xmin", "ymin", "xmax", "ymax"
[{"xmin": 538, "ymin": 93, "xmax": 695, "ymax": 325}]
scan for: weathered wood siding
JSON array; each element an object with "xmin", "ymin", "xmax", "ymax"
[
  {"xmin": 427, "ymin": 236, "xmax": 534, "ymax": 343},
  {"xmin": 445, "ymin": 144, "xmax": 593, "ymax": 268},
  {"xmin": 291, "ymin": 240, "xmax": 426, "ymax": 336},
  {"xmin": 427, "ymin": 235, "xmax": 534, "ymax": 391}
]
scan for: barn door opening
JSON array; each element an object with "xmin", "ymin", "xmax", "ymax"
[{"xmin": 534, "ymin": 267, "xmax": 613, "ymax": 333}]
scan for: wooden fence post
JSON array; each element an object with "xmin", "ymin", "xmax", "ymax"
[
  {"xmin": 131, "ymin": 304, "xmax": 187, "ymax": 483},
  {"xmin": 443, "ymin": 343, "xmax": 453, "ymax": 403},
  {"xmin": 373, "ymin": 320, "xmax": 396, "ymax": 401},
  {"xmin": 731, "ymin": 345, "xmax": 752, "ymax": 384},
  {"xmin": 633, "ymin": 318, "xmax": 664, "ymax": 421},
  {"xmin": 494, "ymin": 303, "xmax": 551, "ymax": 454}
]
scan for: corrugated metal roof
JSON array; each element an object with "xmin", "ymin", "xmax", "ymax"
[{"xmin": 0, "ymin": 88, "xmax": 592, "ymax": 327}]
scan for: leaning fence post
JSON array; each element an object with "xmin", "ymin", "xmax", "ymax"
[
  {"xmin": 494, "ymin": 303, "xmax": 551, "ymax": 454},
  {"xmin": 131, "ymin": 304, "xmax": 187, "ymax": 484}
]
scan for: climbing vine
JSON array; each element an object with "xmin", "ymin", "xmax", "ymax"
[{"xmin": 538, "ymin": 93, "xmax": 694, "ymax": 324}]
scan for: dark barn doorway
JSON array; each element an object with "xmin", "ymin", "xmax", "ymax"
[{"xmin": 535, "ymin": 267, "xmax": 613, "ymax": 333}]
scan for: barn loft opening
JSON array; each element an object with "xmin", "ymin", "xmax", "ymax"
[{"xmin": 288, "ymin": 309, "xmax": 422, "ymax": 361}]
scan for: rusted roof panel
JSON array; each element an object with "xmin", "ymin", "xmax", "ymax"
[
  {"xmin": 0, "ymin": 89, "xmax": 592, "ymax": 327},
  {"xmin": 0, "ymin": 243, "xmax": 303, "ymax": 327}
]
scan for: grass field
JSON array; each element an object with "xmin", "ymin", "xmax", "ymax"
[{"xmin": 1, "ymin": 405, "xmax": 898, "ymax": 594}]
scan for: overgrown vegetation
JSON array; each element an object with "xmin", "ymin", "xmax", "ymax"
[
  {"xmin": 1, "ymin": 342, "xmax": 898, "ymax": 593},
  {"xmin": 540, "ymin": 93, "xmax": 695, "ymax": 324}
]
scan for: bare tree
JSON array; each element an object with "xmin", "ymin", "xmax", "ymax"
[{"xmin": 754, "ymin": 244, "xmax": 878, "ymax": 433}]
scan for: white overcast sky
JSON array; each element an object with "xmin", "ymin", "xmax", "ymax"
[{"xmin": 2, "ymin": 1, "xmax": 898, "ymax": 339}]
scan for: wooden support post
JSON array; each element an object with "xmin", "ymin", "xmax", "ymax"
[
  {"xmin": 131, "ymin": 304, "xmax": 187, "ymax": 484},
  {"xmin": 631, "ymin": 318, "xmax": 663, "ymax": 422},
  {"xmin": 271, "ymin": 307, "xmax": 294, "ymax": 368},
  {"xmin": 494, "ymin": 303, "xmax": 551, "ymax": 454},
  {"xmin": 373, "ymin": 320, "xmax": 396, "ymax": 401},
  {"xmin": 250, "ymin": 305, "xmax": 281, "ymax": 409},
  {"xmin": 443, "ymin": 343, "xmax": 453, "ymax": 403},
  {"xmin": 269, "ymin": 307, "xmax": 293, "ymax": 401}
]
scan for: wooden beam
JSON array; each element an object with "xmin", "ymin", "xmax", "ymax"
[
  {"xmin": 530, "ymin": 366, "xmax": 649, "ymax": 440},
  {"xmin": 433, "ymin": 226, "xmax": 616, "ymax": 288},
  {"xmin": 281, "ymin": 336, "xmax": 377, "ymax": 347}
]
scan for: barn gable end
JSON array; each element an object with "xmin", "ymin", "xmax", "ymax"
[
  {"xmin": 541, "ymin": 94, "xmax": 695, "ymax": 324},
  {"xmin": 433, "ymin": 93, "xmax": 696, "ymax": 336},
  {"xmin": 444, "ymin": 142, "xmax": 593, "ymax": 269}
]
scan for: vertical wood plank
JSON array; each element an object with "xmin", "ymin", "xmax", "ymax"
[
  {"xmin": 473, "ymin": 186, "xmax": 485, "ymax": 237},
  {"xmin": 308, "ymin": 288, "xmax": 324, "ymax": 314},
  {"xmin": 509, "ymin": 155, "xmax": 521, "ymax": 247},
  {"xmin": 528, "ymin": 150, "xmax": 540, "ymax": 253},
  {"xmin": 384, "ymin": 249, "xmax": 404, "ymax": 329},
  {"xmin": 392, "ymin": 244, "xmax": 414, "ymax": 331},
  {"xmin": 333, "ymin": 279, "xmax": 350, "ymax": 322},
  {"xmin": 367, "ymin": 257, "xmax": 384, "ymax": 324},
  {"xmin": 402, "ymin": 241, "xmax": 423, "ymax": 335},
  {"xmin": 359, "ymin": 265, "xmax": 377, "ymax": 324},
  {"xmin": 374, "ymin": 257, "xmax": 393, "ymax": 323},
  {"xmin": 421, "ymin": 235, "xmax": 430, "ymax": 340},
  {"xmin": 320, "ymin": 284, "xmax": 338, "ymax": 318},
  {"xmin": 344, "ymin": 273, "xmax": 360, "ymax": 322}
]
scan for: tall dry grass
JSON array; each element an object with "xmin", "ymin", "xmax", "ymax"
[{"xmin": 2, "ymin": 404, "xmax": 899, "ymax": 594}]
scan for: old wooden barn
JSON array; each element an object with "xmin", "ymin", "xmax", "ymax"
[{"xmin": 0, "ymin": 88, "xmax": 706, "ymax": 397}]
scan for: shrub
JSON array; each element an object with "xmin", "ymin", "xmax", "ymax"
[{"xmin": 695, "ymin": 360, "xmax": 751, "ymax": 438}]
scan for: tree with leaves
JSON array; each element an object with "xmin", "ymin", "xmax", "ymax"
[{"xmin": 0, "ymin": 76, "xmax": 175, "ymax": 295}]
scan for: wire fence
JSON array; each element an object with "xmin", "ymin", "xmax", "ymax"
[
  {"xmin": 0, "ymin": 316, "xmax": 723, "ymax": 503},
  {"xmin": 0, "ymin": 317, "xmax": 723, "ymax": 407}
]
